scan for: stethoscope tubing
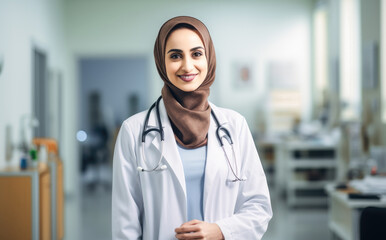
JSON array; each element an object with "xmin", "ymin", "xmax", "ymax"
[
  {"xmin": 138, "ymin": 96, "xmax": 246, "ymax": 182},
  {"xmin": 138, "ymin": 96, "xmax": 166, "ymax": 172},
  {"xmin": 139, "ymin": 140, "xmax": 165, "ymax": 172},
  {"xmin": 142, "ymin": 96, "xmax": 164, "ymax": 142}
]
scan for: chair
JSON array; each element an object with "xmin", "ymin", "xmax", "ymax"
[{"xmin": 360, "ymin": 207, "xmax": 386, "ymax": 240}]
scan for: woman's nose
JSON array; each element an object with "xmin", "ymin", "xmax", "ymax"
[{"xmin": 181, "ymin": 57, "xmax": 194, "ymax": 72}]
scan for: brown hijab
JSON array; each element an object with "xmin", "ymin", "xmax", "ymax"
[{"xmin": 154, "ymin": 16, "xmax": 216, "ymax": 149}]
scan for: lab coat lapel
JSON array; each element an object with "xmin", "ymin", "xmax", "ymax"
[
  {"xmin": 203, "ymin": 104, "xmax": 227, "ymax": 220},
  {"xmin": 148, "ymin": 99, "xmax": 187, "ymax": 197}
]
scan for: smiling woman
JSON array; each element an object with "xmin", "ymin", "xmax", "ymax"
[
  {"xmin": 112, "ymin": 16, "xmax": 272, "ymax": 240},
  {"xmin": 165, "ymin": 28, "xmax": 208, "ymax": 92}
]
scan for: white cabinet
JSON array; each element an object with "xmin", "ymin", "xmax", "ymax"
[{"xmin": 283, "ymin": 141, "xmax": 338, "ymax": 207}]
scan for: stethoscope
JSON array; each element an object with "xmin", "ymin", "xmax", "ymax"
[{"xmin": 137, "ymin": 96, "xmax": 246, "ymax": 182}]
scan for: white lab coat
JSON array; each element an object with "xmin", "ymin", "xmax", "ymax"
[{"xmin": 112, "ymin": 99, "xmax": 272, "ymax": 240}]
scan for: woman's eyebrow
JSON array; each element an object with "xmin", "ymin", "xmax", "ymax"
[
  {"xmin": 167, "ymin": 46, "xmax": 204, "ymax": 54},
  {"xmin": 190, "ymin": 46, "xmax": 204, "ymax": 51},
  {"xmin": 167, "ymin": 49, "xmax": 182, "ymax": 54}
]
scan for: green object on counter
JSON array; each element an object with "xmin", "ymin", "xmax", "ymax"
[{"xmin": 29, "ymin": 148, "xmax": 37, "ymax": 161}]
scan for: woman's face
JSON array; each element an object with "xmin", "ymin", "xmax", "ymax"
[{"xmin": 164, "ymin": 28, "xmax": 208, "ymax": 92}]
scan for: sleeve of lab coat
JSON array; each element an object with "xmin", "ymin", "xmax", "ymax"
[
  {"xmin": 112, "ymin": 121, "xmax": 143, "ymax": 240},
  {"xmin": 216, "ymin": 117, "xmax": 273, "ymax": 240}
]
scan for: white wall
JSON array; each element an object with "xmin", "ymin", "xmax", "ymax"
[{"xmin": 0, "ymin": 0, "xmax": 68, "ymax": 166}]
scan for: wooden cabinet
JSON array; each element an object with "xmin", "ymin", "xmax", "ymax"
[
  {"xmin": 49, "ymin": 158, "xmax": 64, "ymax": 240},
  {"xmin": 0, "ymin": 174, "xmax": 33, "ymax": 239},
  {"xmin": 0, "ymin": 164, "xmax": 50, "ymax": 240},
  {"xmin": 0, "ymin": 159, "xmax": 63, "ymax": 240},
  {"xmin": 40, "ymin": 167, "xmax": 51, "ymax": 240}
]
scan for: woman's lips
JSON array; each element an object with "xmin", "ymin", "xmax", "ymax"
[{"xmin": 178, "ymin": 74, "xmax": 198, "ymax": 82}]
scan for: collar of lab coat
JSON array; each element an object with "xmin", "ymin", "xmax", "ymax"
[{"xmin": 147, "ymin": 98, "xmax": 229, "ymax": 199}]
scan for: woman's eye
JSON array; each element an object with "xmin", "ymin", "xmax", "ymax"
[
  {"xmin": 193, "ymin": 51, "xmax": 203, "ymax": 57},
  {"xmin": 170, "ymin": 54, "xmax": 181, "ymax": 59}
]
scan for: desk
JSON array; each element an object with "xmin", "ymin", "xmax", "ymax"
[{"xmin": 326, "ymin": 184, "xmax": 386, "ymax": 240}]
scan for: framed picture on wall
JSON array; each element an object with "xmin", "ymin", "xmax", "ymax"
[{"xmin": 232, "ymin": 61, "xmax": 255, "ymax": 88}]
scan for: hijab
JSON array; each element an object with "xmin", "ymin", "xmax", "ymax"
[{"xmin": 154, "ymin": 16, "xmax": 216, "ymax": 149}]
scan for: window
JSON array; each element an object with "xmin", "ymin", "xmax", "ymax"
[
  {"xmin": 313, "ymin": 4, "xmax": 328, "ymax": 110},
  {"xmin": 340, "ymin": 0, "xmax": 361, "ymax": 121}
]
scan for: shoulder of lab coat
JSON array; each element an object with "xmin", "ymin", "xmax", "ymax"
[
  {"xmin": 211, "ymin": 105, "xmax": 273, "ymax": 240},
  {"xmin": 111, "ymin": 111, "xmax": 147, "ymax": 240}
]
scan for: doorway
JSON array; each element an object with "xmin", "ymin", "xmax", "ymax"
[
  {"xmin": 77, "ymin": 56, "xmax": 148, "ymax": 238},
  {"xmin": 78, "ymin": 56, "xmax": 148, "ymax": 189},
  {"xmin": 32, "ymin": 47, "xmax": 48, "ymax": 137}
]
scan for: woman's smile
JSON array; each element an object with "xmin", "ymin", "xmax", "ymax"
[{"xmin": 178, "ymin": 73, "xmax": 198, "ymax": 82}]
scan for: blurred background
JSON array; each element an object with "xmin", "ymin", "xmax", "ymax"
[{"xmin": 1, "ymin": 0, "xmax": 386, "ymax": 239}]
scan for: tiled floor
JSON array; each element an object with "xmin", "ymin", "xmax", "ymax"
[
  {"xmin": 64, "ymin": 167, "xmax": 330, "ymax": 240},
  {"xmin": 263, "ymin": 191, "xmax": 330, "ymax": 240}
]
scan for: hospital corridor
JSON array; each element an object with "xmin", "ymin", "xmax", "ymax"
[{"xmin": 1, "ymin": 0, "xmax": 386, "ymax": 239}]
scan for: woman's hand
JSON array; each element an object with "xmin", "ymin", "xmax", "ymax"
[{"xmin": 175, "ymin": 219, "xmax": 224, "ymax": 240}]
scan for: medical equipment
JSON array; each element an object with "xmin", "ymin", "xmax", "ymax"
[
  {"xmin": 138, "ymin": 96, "xmax": 166, "ymax": 172},
  {"xmin": 138, "ymin": 96, "xmax": 246, "ymax": 182}
]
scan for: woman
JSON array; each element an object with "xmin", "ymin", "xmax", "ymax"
[{"xmin": 112, "ymin": 16, "xmax": 272, "ymax": 240}]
